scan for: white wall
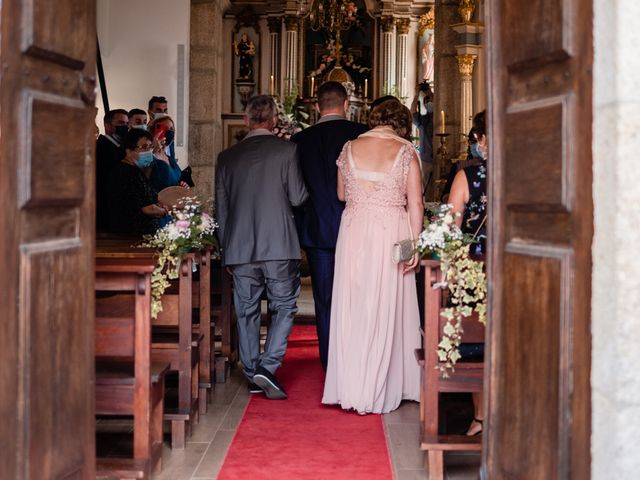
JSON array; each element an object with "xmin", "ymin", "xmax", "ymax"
[
  {"xmin": 96, "ymin": 0, "xmax": 190, "ymax": 167},
  {"xmin": 592, "ymin": 0, "xmax": 640, "ymax": 478}
]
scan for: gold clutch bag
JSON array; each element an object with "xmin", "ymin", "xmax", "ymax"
[{"xmin": 392, "ymin": 239, "xmax": 415, "ymax": 264}]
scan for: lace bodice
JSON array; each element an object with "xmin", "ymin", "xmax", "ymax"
[{"xmin": 336, "ymin": 141, "xmax": 413, "ymax": 219}]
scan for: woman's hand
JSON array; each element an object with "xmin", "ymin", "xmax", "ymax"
[
  {"xmin": 152, "ymin": 136, "xmax": 164, "ymax": 155},
  {"xmin": 142, "ymin": 203, "xmax": 169, "ymax": 218},
  {"xmin": 402, "ymin": 252, "xmax": 420, "ymax": 274},
  {"xmin": 179, "ymin": 181, "xmax": 190, "ymax": 189}
]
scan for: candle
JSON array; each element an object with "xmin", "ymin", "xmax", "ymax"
[
  {"xmin": 364, "ymin": 78, "xmax": 368, "ymax": 98},
  {"xmin": 440, "ymin": 110, "xmax": 445, "ymax": 134},
  {"xmin": 402, "ymin": 76, "xmax": 406, "ymax": 97},
  {"xmin": 270, "ymin": 75, "xmax": 275, "ymax": 96},
  {"xmin": 311, "ymin": 77, "xmax": 315, "ymax": 97}
]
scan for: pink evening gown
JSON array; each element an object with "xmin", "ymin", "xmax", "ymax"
[{"xmin": 322, "ymin": 136, "xmax": 422, "ymax": 414}]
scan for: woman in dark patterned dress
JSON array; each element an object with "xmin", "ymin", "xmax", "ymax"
[
  {"xmin": 448, "ymin": 110, "xmax": 488, "ymax": 436},
  {"xmin": 107, "ymin": 129, "xmax": 169, "ymax": 235}
]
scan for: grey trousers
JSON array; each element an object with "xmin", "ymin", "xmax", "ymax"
[{"xmin": 230, "ymin": 260, "xmax": 300, "ymax": 379}]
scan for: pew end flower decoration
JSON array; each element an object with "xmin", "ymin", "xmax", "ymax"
[
  {"xmin": 139, "ymin": 198, "xmax": 219, "ymax": 318},
  {"xmin": 416, "ymin": 203, "xmax": 487, "ymax": 377}
]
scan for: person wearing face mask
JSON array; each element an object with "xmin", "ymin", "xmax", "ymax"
[
  {"xmin": 410, "ymin": 83, "xmax": 434, "ymax": 187},
  {"xmin": 128, "ymin": 108, "xmax": 148, "ymax": 130},
  {"xmin": 147, "ymin": 95, "xmax": 168, "ymax": 121},
  {"xmin": 147, "ymin": 115, "xmax": 190, "ymax": 192},
  {"xmin": 106, "ymin": 129, "xmax": 169, "ymax": 235},
  {"xmin": 448, "ymin": 110, "xmax": 488, "ymax": 437},
  {"xmin": 441, "ymin": 127, "xmax": 485, "ymax": 202},
  {"xmin": 96, "ymin": 109, "xmax": 129, "ymax": 232}
]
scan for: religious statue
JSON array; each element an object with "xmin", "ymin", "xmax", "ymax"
[
  {"xmin": 421, "ymin": 32, "xmax": 435, "ymax": 85},
  {"xmin": 234, "ymin": 32, "xmax": 256, "ymax": 81}
]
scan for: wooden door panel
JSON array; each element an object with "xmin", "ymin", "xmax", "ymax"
[
  {"xmin": 485, "ymin": 0, "xmax": 592, "ymax": 478},
  {"xmin": 23, "ymin": 1, "xmax": 90, "ymax": 69},
  {"xmin": 23, "ymin": 245, "xmax": 91, "ymax": 479},
  {"xmin": 502, "ymin": 0, "xmax": 567, "ymax": 65},
  {"xmin": 504, "ymin": 99, "xmax": 566, "ymax": 208},
  {"xmin": 21, "ymin": 93, "xmax": 89, "ymax": 207},
  {"xmin": 1, "ymin": 0, "xmax": 96, "ymax": 478}
]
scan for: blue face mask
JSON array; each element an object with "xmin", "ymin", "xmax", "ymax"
[
  {"xmin": 470, "ymin": 143, "xmax": 482, "ymax": 159},
  {"xmin": 135, "ymin": 151, "xmax": 154, "ymax": 168},
  {"xmin": 165, "ymin": 129, "xmax": 175, "ymax": 146},
  {"xmin": 132, "ymin": 124, "xmax": 147, "ymax": 130}
]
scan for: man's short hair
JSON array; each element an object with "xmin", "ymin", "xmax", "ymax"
[
  {"xmin": 104, "ymin": 108, "xmax": 129, "ymax": 123},
  {"xmin": 148, "ymin": 96, "xmax": 168, "ymax": 110},
  {"xmin": 317, "ymin": 81, "xmax": 348, "ymax": 111},
  {"xmin": 245, "ymin": 95, "xmax": 276, "ymax": 126},
  {"xmin": 128, "ymin": 108, "xmax": 146, "ymax": 117}
]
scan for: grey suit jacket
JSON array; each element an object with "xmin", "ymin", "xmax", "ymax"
[{"xmin": 215, "ymin": 131, "xmax": 308, "ymax": 266}]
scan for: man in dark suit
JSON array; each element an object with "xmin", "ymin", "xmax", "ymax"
[
  {"xmin": 216, "ymin": 95, "xmax": 308, "ymax": 399},
  {"xmin": 291, "ymin": 81, "xmax": 368, "ymax": 370},
  {"xmin": 96, "ymin": 109, "xmax": 128, "ymax": 232}
]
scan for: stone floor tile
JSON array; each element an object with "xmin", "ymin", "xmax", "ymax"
[
  {"xmin": 192, "ymin": 430, "xmax": 236, "ymax": 479},
  {"xmin": 395, "ymin": 469, "xmax": 429, "ymax": 480},
  {"xmin": 384, "ymin": 400, "xmax": 421, "ymax": 425},
  {"xmin": 385, "ymin": 422, "xmax": 424, "ymax": 470},
  {"xmin": 154, "ymin": 442, "xmax": 209, "ymax": 480}
]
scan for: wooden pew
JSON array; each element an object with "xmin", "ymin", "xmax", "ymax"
[
  {"xmin": 211, "ymin": 258, "xmax": 236, "ymax": 383},
  {"xmin": 191, "ymin": 249, "xmax": 213, "ymax": 408},
  {"xmin": 151, "ymin": 253, "xmax": 203, "ymax": 449},
  {"xmin": 95, "ymin": 257, "xmax": 169, "ymax": 480},
  {"xmin": 419, "ymin": 260, "xmax": 484, "ymax": 480},
  {"xmin": 96, "ymin": 239, "xmax": 204, "ymax": 450}
]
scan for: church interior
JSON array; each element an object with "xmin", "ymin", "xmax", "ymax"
[{"xmin": 2, "ymin": 0, "xmax": 640, "ymax": 479}]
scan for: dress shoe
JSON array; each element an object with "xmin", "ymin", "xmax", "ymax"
[
  {"xmin": 248, "ymin": 382, "xmax": 263, "ymax": 394},
  {"xmin": 252, "ymin": 366, "xmax": 287, "ymax": 400}
]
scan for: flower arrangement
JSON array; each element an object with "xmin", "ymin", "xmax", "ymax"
[
  {"xmin": 273, "ymin": 93, "xmax": 309, "ymax": 140},
  {"xmin": 139, "ymin": 198, "xmax": 219, "ymax": 318},
  {"xmin": 416, "ymin": 203, "xmax": 487, "ymax": 377}
]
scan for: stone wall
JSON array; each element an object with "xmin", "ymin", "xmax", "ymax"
[
  {"xmin": 592, "ymin": 0, "xmax": 640, "ymax": 477},
  {"xmin": 189, "ymin": 0, "xmax": 226, "ymax": 202}
]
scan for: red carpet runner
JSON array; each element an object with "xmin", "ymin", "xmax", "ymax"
[{"xmin": 217, "ymin": 325, "xmax": 394, "ymax": 480}]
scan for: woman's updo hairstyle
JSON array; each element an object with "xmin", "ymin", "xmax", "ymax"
[{"xmin": 368, "ymin": 98, "xmax": 413, "ymax": 140}]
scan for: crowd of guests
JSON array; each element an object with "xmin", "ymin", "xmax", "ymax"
[
  {"xmin": 215, "ymin": 79, "xmax": 488, "ymax": 432},
  {"xmin": 96, "ymin": 96, "xmax": 193, "ymax": 235}
]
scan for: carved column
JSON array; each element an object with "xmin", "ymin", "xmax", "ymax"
[
  {"xmin": 284, "ymin": 16, "xmax": 299, "ymax": 95},
  {"xmin": 267, "ymin": 17, "xmax": 281, "ymax": 96},
  {"xmin": 379, "ymin": 16, "xmax": 396, "ymax": 95},
  {"xmin": 396, "ymin": 18, "xmax": 410, "ymax": 100},
  {"xmin": 457, "ymin": 53, "xmax": 476, "ymax": 141}
]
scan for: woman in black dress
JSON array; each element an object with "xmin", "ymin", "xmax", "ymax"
[
  {"xmin": 107, "ymin": 129, "xmax": 168, "ymax": 235},
  {"xmin": 448, "ymin": 110, "xmax": 488, "ymax": 436}
]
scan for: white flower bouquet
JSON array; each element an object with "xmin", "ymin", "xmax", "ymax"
[
  {"xmin": 416, "ymin": 203, "xmax": 486, "ymax": 377},
  {"xmin": 140, "ymin": 198, "xmax": 219, "ymax": 318}
]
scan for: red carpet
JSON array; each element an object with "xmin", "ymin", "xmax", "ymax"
[{"xmin": 217, "ymin": 325, "xmax": 394, "ymax": 480}]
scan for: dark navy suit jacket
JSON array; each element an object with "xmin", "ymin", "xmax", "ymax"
[{"xmin": 291, "ymin": 117, "xmax": 368, "ymax": 249}]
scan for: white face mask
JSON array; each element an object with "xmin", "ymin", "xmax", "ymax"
[{"xmin": 152, "ymin": 112, "xmax": 168, "ymax": 121}]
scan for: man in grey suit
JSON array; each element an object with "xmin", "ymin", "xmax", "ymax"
[{"xmin": 215, "ymin": 95, "xmax": 308, "ymax": 399}]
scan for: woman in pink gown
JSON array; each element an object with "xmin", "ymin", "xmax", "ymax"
[{"xmin": 322, "ymin": 99, "xmax": 424, "ymax": 414}]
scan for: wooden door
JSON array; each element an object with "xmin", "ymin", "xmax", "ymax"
[
  {"xmin": 483, "ymin": 1, "xmax": 592, "ymax": 479},
  {"xmin": 0, "ymin": 0, "xmax": 97, "ymax": 478}
]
